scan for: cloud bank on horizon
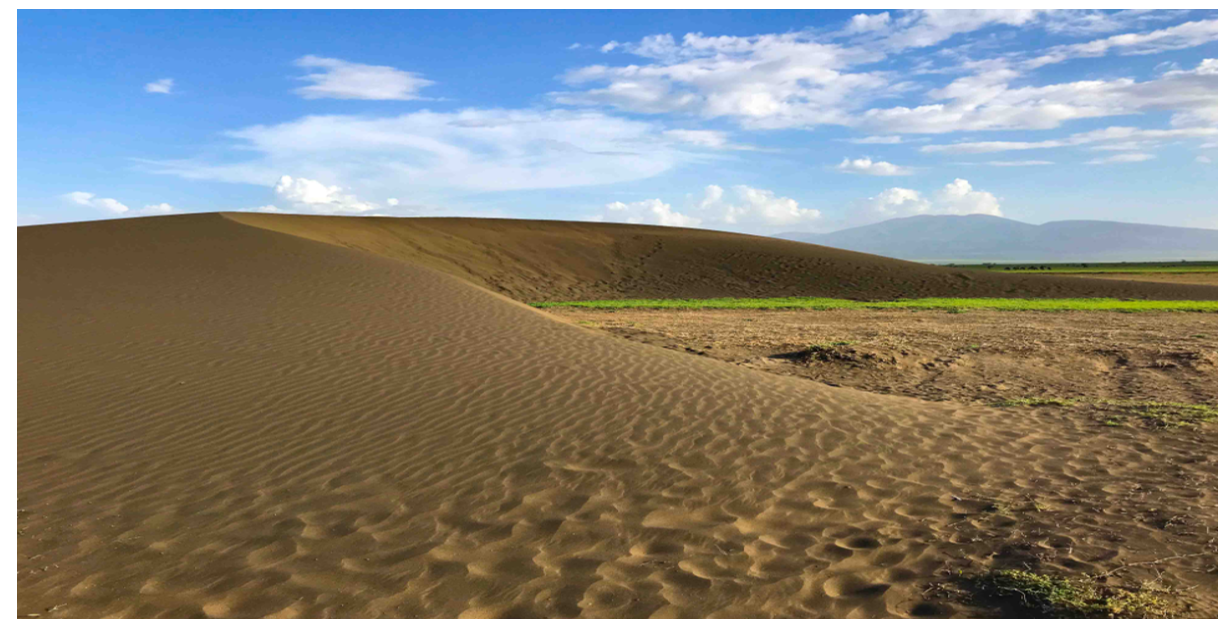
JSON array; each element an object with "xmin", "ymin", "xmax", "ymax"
[{"xmin": 17, "ymin": 9, "xmax": 1220, "ymax": 232}]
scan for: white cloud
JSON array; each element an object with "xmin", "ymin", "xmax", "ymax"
[
  {"xmin": 386, "ymin": 198, "xmax": 400, "ymax": 206},
  {"xmin": 274, "ymin": 175, "xmax": 379, "ymax": 214},
  {"xmin": 1086, "ymin": 152, "xmax": 1156, "ymax": 164},
  {"xmin": 854, "ymin": 10, "xmax": 1043, "ymax": 52},
  {"xmin": 64, "ymin": 191, "xmax": 129, "ymax": 214},
  {"xmin": 592, "ymin": 184, "xmax": 819, "ymax": 233},
  {"xmin": 846, "ymin": 135, "xmax": 903, "ymax": 144},
  {"xmin": 144, "ymin": 108, "xmax": 701, "ymax": 194},
  {"xmin": 140, "ymin": 203, "xmax": 175, "ymax": 214},
  {"xmin": 1042, "ymin": 10, "xmax": 1189, "ymax": 36},
  {"xmin": 144, "ymin": 78, "xmax": 174, "ymax": 94},
  {"xmin": 935, "ymin": 178, "xmax": 1002, "ymax": 215},
  {"xmin": 857, "ymin": 178, "xmax": 1002, "ymax": 223},
  {"xmin": 845, "ymin": 12, "xmax": 892, "ymax": 34},
  {"xmin": 245, "ymin": 205, "xmax": 282, "ymax": 213},
  {"xmin": 862, "ymin": 187, "xmax": 932, "ymax": 220},
  {"xmin": 293, "ymin": 55, "xmax": 434, "ymax": 100},
  {"xmin": 860, "ymin": 58, "xmax": 1219, "ymax": 134},
  {"xmin": 835, "ymin": 156, "xmax": 912, "ymax": 176},
  {"xmin": 595, "ymin": 198, "xmax": 701, "ymax": 228},
  {"xmin": 62, "ymin": 193, "xmax": 176, "ymax": 217},
  {"xmin": 1196, "ymin": 155, "xmax": 1213, "ymax": 164},
  {"xmin": 706, "ymin": 185, "xmax": 821, "ymax": 227},
  {"xmin": 922, "ymin": 124, "xmax": 1218, "ymax": 154},
  {"xmin": 1025, "ymin": 19, "xmax": 1218, "ymax": 68},
  {"xmin": 555, "ymin": 31, "xmax": 889, "ymax": 128},
  {"xmin": 661, "ymin": 129, "xmax": 728, "ymax": 148},
  {"xmin": 969, "ymin": 160, "xmax": 1055, "ymax": 166},
  {"xmin": 559, "ymin": 14, "xmax": 1217, "ymax": 135}
]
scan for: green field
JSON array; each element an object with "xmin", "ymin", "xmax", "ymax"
[
  {"xmin": 947, "ymin": 261, "xmax": 1218, "ymax": 274},
  {"xmin": 534, "ymin": 297, "xmax": 1218, "ymax": 312}
]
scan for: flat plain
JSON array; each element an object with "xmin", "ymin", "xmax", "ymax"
[{"xmin": 18, "ymin": 213, "xmax": 1218, "ymax": 617}]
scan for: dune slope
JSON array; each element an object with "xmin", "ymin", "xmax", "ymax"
[
  {"xmin": 18, "ymin": 214, "xmax": 1217, "ymax": 617},
  {"xmin": 228, "ymin": 213, "xmax": 1217, "ymax": 302}
]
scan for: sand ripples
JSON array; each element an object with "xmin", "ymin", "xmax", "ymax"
[{"xmin": 18, "ymin": 215, "xmax": 1216, "ymax": 617}]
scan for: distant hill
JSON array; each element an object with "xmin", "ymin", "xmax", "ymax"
[{"xmin": 776, "ymin": 215, "xmax": 1219, "ymax": 263}]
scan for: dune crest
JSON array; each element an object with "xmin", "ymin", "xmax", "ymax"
[
  {"xmin": 226, "ymin": 212, "xmax": 1218, "ymax": 302},
  {"xmin": 18, "ymin": 214, "xmax": 1217, "ymax": 617}
]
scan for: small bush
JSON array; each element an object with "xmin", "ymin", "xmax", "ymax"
[{"xmin": 979, "ymin": 569, "xmax": 1177, "ymax": 618}]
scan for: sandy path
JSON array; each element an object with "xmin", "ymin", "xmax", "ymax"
[{"xmin": 18, "ymin": 215, "xmax": 1217, "ymax": 617}]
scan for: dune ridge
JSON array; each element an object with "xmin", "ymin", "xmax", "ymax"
[
  {"xmin": 226, "ymin": 212, "xmax": 1218, "ymax": 302},
  {"xmin": 18, "ymin": 214, "xmax": 1217, "ymax": 617}
]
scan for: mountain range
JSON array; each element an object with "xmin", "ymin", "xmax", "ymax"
[{"xmin": 776, "ymin": 215, "xmax": 1219, "ymax": 263}]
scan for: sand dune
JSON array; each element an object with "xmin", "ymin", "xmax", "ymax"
[
  {"xmin": 18, "ymin": 214, "xmax": 1217, "ymax": 617},
  {"xmin": 228, "ymin": 212, "xmax": 1218, "ymax": 302}
]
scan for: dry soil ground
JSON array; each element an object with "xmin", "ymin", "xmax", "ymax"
[{"xmin": 1055, "ymin": 272, "xmax": 1217, "ymax": 286}]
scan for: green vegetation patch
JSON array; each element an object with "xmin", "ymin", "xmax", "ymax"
[
  {"xmin": 534, "ymin": 297, "xmax": 1217, "ymax": 312},
  {"xmin": 949, "ymin": 261, "xmax": 1217, "ymax": 274},
  {"xmin": 1097, "ymin": 400, "xmax": 1218, "ymax": 427},
  {"xmin": 977, "ymin": 569, "xmax": 1177, "ymax": 618},
  {"xmin": 993, "ymin": 397, "xmax": 1078, "ymax": 408},
  {"xmin": 991, "ymin": 398, "xmax": 1218, "ymax": 428}
]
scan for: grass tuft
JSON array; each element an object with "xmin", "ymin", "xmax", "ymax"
[
  {"xmin": 978, "ymin": 569, "xmax": 1177, "ymax": 618},
  {"xmin": 1096, "ymin": 400, "xmax": 1218, "ymax": 427},
  {"xmin": 534, "ymin": 297, "xmax": 1217, "ymax": 312},
  {"xmin": 992, "ymin": 397, "xmax": 1077, "ymax": 408}
]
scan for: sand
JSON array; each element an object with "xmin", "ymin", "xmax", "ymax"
[
  {"xmin": 18, "ymin": 214, "xmax": 1218, "ymax": 617},
  {"xmin": 228, "ymin": 213, "xmax": 1218, "ymax": 302}
]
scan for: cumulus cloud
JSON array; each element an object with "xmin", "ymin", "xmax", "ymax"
[
  {"xmin": 141, "ymin": 203, "xmax": 176, "ymax": 214},
  {"xmin": 386, "ymin": 198, "xmax": 400, "ymax": 206},
  {"xmin": 274, "ymin": 175, "xmax": 379, "ymax": 214},
  {"xmin": 143, "ymin": 109, "xmax": 702, "ymax": 194},
  {"xmin": 861, "ymin": 187, "xmax": 932, "ymax": 220},
  {"xmin": 845, "ymin": 12, "xmax": 892, "ymax": 34},
  {"xmin": 934, "ymin": 178, "xmax": 1002, "ymax": 215},
  {"xmin": 594, "ymin": 198, "xmax": 701, "ymax": 228},
  {"xmin": 293, "ymin": 55, "xmax": 434, "ymax": 100},
  {"xmin": 857, "ymin": 178, "xmax": 1002, "ymax": 223},
  {"xmin": 592, "ymin": 184, "xmax": 819, "ymax": 233},
  {"xmin": 704, "ymin": 185, "xmax": 821, "ymax": 227},
  {"xmin": 1086, "ymin": 152, "xmax": 1156, "ymax": 164},
  {"xmin": 144, "ymin": 78, "xmax": 174, "ymax": 94},
  {"xmin": 835, "ymin": 156, "xmax": 912, "ymax": 176}
]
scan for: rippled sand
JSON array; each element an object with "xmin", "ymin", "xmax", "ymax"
[{"xmin": 18, "ymin": 214, "xmax": 1217, "ymax": 617}]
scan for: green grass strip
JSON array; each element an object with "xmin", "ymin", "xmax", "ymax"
[
  {"xmin": 533, "ymin": 297, "xmax": 1217, "ymax": 312},
  {"xmin": 995, "ymin": 268, "xmax": 1216, "ymax": 274}
]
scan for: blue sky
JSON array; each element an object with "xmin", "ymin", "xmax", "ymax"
[{"xmin": 17, "ymin": 9, "xmax": 1220, "ymax": 232}]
